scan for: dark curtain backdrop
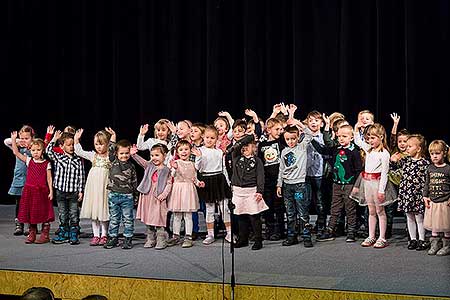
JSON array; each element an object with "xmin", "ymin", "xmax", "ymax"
[{"xmin": 1, "ymin": 0, "xmax": 449, "ymax": 199}]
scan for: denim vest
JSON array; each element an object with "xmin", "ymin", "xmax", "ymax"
[{"xmin": 8, "ymin": 148, "xmax": 30, "ymax": 195}]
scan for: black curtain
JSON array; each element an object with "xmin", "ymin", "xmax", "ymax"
[{"xmin": 1, "ymin": 0, "xmax": 449, "ymax": 199}]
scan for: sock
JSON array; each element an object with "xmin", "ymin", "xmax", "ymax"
[{"xmin": 207, "ymin": 228, "xmax": 214, "ymax": 238}]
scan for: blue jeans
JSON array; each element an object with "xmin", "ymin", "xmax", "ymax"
[
  {"xmin": 108, "ymin": 192, "xmax": 134, "ymax": 238},
  {"xmin": 56, "ymin": 190, "xmax": 79, "ymax": 227},
  {"xmin": 306, "ymin": 176, "xmax": 325, "ymax": 229},
  {"xmin": 283, "ymin": 182, "xmax": 310, "ymax": 237}
]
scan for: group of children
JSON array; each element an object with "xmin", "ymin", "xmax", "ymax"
[{"xmin": 5, "ymin": 104, "xmax": 450, "ymax": 256}]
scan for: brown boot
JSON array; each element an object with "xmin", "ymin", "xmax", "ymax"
[
  {"xmin": 25, "ymin": 225, "xmax": 37, "ymax": 244},
  {"xmin": 35, "ymin": 223, "xmax": 50, "ymax": 244}
]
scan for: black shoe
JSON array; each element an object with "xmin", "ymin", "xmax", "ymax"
[
  {"xmin": 14, "ymin": 222, "xmax": 24, "ymax": 236},
  {"xmin": 303, "ymin": 237, "xmax": 313, "ymax": 248},
  {"xmin": 282, "ymin": 237, "xmax": 299, "ymax": 246},
  {"xmin": 251, "ymin": 240, "xmax": 263, "ymax": 250},
  {"xmin": 407, "ymin": 239, "xmax": 418, "ymax": 250},
  {"xmin": 416, "ymin": 240, "xmax": 430, "ymax": 251},
  {"xmin": 122, "ymin": 237, "xmax": 133, "ymax": 249},
  {"xmin": 69, "ymin": 226, "xmax": 80, "ymax": 245},
  {"xmin": 346, "ymin": 233, "xmax": 356, "ymax": 243},
  {"xmin": 104, "ymin": 237, "xmax": 119, "ymax": 249},
  {"xmin": 191, "ymin": 232, "xmax": 198, "ymax": 241},
  {"xmin": 234, "ymin": 239, "xmax": 249, "ymax": 248},
  {"xmin": 316, "ymin": 231, "xmax": 335, "ymax": 242},
  {"xmin": 269, "ymin": 233, "xmax": 281, "ymax": 241}
]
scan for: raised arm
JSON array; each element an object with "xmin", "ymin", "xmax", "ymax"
[
  {"xmin": 46, "ymin": 130, "xmax": 63, "ymax": 161},
  {"xmin": 10, "ymin": 131, "xmax": 27, "ymax": 162},
  {"xmin": 389, "ymin": 113, "xmax": 400, "ymax": 151},
  {"xmin": 74, "ymin": 129, "xmax": 95, "ymax": 162},
  {"xmin": 353, "ymin": 128, "xmax": 370, "ymax": 152}
]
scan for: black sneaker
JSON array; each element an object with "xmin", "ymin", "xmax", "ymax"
[
  {"xmin": 122, "ymin": 237, "xmax": 133, "ymax": 249},
  {"xmin": 251, "ymin": 240, "xmax": 263, "ymax": 250},
  {"xmin": 316, "ymin": 231, "xmax": 335, "ymax": 242},
  {"xmin": 14, "ymin": 222, "xmax": 24, "ymax": 236},
  {"xmin": 234, "ymin": 239, "xmax": 249, "ymax": 248},
  {"xmin": 282, "ymin": 237, "xmax": 299, "ymax": 246},
  {"xmin": 407, "ymin": 239, "xmax": 418, "ymax": 250},
  {"xmin": 269, "ymin": 233, "xmax": 281, "ymax": 241},
  {"xmin": 346, "ymin": 233, "xmax": 356, "ymax": 243},
  {"xmin": 416, "ymin": 240, "xmax": 430, "ymax": 251},
  {"xmin": 104, "ymin": 237, "xmax": 119, "ymax": 249},
  {"xmin": 303, "ymin": 237, "xmax": 313, "ymax": 248}
]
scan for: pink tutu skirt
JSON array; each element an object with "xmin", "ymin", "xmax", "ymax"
[
  {"xmin": 232, "ymin": 186, "xmax": 268, "ymax": 215},
  {"xmin": 350, "ymin": 176, "xmax": 397, "ymax": 207},
  {"xmin": 424, "ymin": 201, "xmax": 450, "ymax": 232}
]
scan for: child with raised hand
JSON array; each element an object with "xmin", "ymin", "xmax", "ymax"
[
  {"xmin": 132, "ymin": 143, "xmax": 173, "ymax": 250},
  {"xmin": 352, "ymin": 124, "xmax": 392, "ymax": 248},
  {"xmin": 166, "ymin": 140, "xmax": 204, "ymax": 248},
  {"xmin": 74, "ymin": 128, "xmax": 112, "ymax": 246},
  {"xmin": 104, "ymin": 131, "xmax": 138, "ymax": 250},
  {"xmin": 10, "ymin": 132, "xmax": 54, "ymax": 244},
  {"xmin": 277, "ymin": 122, "xmax": 315, "ymax": 248},
  {"xmin": 46, "ymin": 130, "xmax": 85, "ymax": 245},
  {"xmin": 354, "ymin": 110, "xmax": 375, "ymax": 141},
  {"xmin": 4, "ymin": 125, "xmax": 34, "ymax": 236},
  {"xmin": 195, "ymin": 125, "xmax": 232, "ymax": 244},
  {"xmin": 215, "ymin": 111, "xmax": 234, "ymax": 153},
  {"xmin": 392, "ymin": 135, "xmax": 430, "ymax": 250},
  {"xmin": 424, "ymin": 140, "xmax": 450, "ymax": 256},
  {"xmin": 168, "ymin": 120, "xmax": 193, "ymax": 150},
  {"xmin": 137, "ymin": 119, "xmax": 171, "ymax": 152}
]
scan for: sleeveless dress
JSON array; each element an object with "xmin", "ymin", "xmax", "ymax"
[
  {"xmin": 168, "ymin": 160, "xmax": 200, "ymax": 212},
  {"xmin": 17, "ymin": 158, "xmax": 55, "ymax": 224}
]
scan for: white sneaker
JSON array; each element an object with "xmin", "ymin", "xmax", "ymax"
[{"xmin": 203, "ymin": 236, "xmax": 215, "ymax": 245}]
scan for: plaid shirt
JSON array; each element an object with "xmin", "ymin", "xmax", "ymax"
[{"xmin": 46, "ymin": 141, "xmax": 85, "ymax": 193}]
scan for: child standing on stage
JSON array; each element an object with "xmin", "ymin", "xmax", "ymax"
[
  {"xmin": 167, "ymin": 140, "xmax": 204, "ymax": 248},
  {"xmin": 423, "ymin": 140, "xmax": 450, "ymax": 256},
  {"xmin": 132, "ymin": 143, "xmax": 173, "ymax": 250},
  {"xmin": 104, "ymin": 133, "xmax": 138, "ymax": 250},
  {"xmin": 47, "ymin": 131, "xmax": 85, "ymax": 245},
  {"xmin": 196, "ymin": 126, "xmax": 232, "ymax": 244},
  {"xmin": 391, "ymin": 134, "xmax": 430, "ymax": 250},
  {"xmin": 137, "ymin": 119, "xmax": 172, "ymax": 151},
  {"xmin": 10, "ymin": 133, "xmax": 54, "ymax": 244},
  {"xmin": 352, "ymin": 123, "xmax": 392, "ymax": 248},
  {"xmin": 4, "ymin": 125, "xmax": 33, "ymax": 236},
  {"xmin": 231, "ymin": 135, "xmax": 268, "ymax": 250},
  {"xmin": 215, "ymin": 112, "xmax": 234, "ymax": 153},
  {"xmin": 74, "ymin": 129, "xmax": 112, "ymax": 246}
]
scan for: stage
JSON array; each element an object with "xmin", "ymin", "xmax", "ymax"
[{"xmin": 0, "ymin": 205, "xmax": 449, "ymax": 300}]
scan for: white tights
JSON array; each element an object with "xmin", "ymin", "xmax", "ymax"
[
  {"xmin": 92, "ymin": 220, "xmax": 108, "ymax": 237},
  {"xmin": 173, "ymin": 212, "xmax": 193, "ymax": 236},
  {"xmin": 406, "ymin": 212, "xmax": 425, "ymax": 241}
]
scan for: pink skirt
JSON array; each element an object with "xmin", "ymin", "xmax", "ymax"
[
  {"xmin": 232, "ymin": 186, "xmax": 268, "ymax": 215},
  {"xmin": 168, "ymin": 182, "xmax": 199, "ymax": 212},
  {"xmin": 424, "ymin": 201, "xmax": 450, "ymax": 232},
  {"xmin": 350, "ymin": 177, "xmax": 396, "ymax": 207},
  {"xmin": 136, "ymin": 193, "xmax": 167, "ymax": 227}
]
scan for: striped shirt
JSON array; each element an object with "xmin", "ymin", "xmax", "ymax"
[{"xmin": 46, "ymin": 141, "xmax": 85, "ymax": 193}]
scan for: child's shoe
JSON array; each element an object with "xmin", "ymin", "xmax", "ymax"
[
  {"xmin": 303, "ymin": 236, "xmax": 313, "ymax": 248},
  {"xmin": 35, "ymin": 223, "xmax": 51, "ymax": 244},
  {"xmin": 122, "ymin": 237, "xmax": 133, "ymax": 249},
  {"xmin": 234, "ymin": 239, "xmax": 249, "ymax": 248},
  {"xmin": 182, "ymin": 237, "xmax": 194, "ymax": 248},
  {"xmin": 99, "ymin": 236, "xmax": 108, "ymax": 246},
  {"xmin": 144, "ymin": 229, "xmax": 156, "ymax": 248},
  {"xmin": 251, "ymin": 239, "xmax": 263, "ymax": 250},
  {"xmin": 407, "ymin": 239, "xmax": 418, "ymax": 250},
  {"xmin": 360, "ymin": 237, "xmax": 376, "ymax": 247},
  {"xmin": 25, "ymin": 226, "xmax": 37, "ymax": 244},
  {"xmin": 69, "ymin": 226, "xmax": 80, "ymax": 245},
  {"xmin": 436, "ymin": 238, "xmax": 450, "ymax": 256},
  {"xmin": 269, "ymin": 232, "xmax": 281, "ymax": 241},
  {"xmin": 416, "ymin": 240, "xmax": 430, "ymax": 251},
  {"xmin": 14, "ymin": 219, "xmax": 24, "ymax": 236},
  {"xmin": 282, "ymin": 237, "xmax": 299, "ymax": 246},
  {"xmin": 428, "ymin": 237, "xmax": 442, "ymax": 255},
  {"xmin": 52, "ymin": 226, "xmax": 69, "ymax": 244},
  {"xmin": 166, "ymin": 235, "xmax": 181, "ymax": 247},
  {"xmin": 373, "ymin": 238, "xmax": 388, "ymax": 249},
  {"xmin": 202, "ymin": 235, "xmax": 215, "ymax": 245},
  {"xmin": 345, "ymin": 232, "xmax": 356, "ymax": 243},
  {"xmin": 316, "ymin": 229, "xmax": 335, "ymax": 242},
  {"xmin": 155, "ymin": 228, "xmax": 168, "ymax": 250},
  {"xmin": 89, "ymin": 236, "xmax": 101, "ymax": 246},
  {"xmin": 104, "ymin": 236, "xmax": 119, "ymax": 249}
]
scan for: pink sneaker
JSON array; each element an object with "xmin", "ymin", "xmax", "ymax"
[
  {"xmin": 90, "ymin": 236, "xmax": 101, "ymax": 246},
  {"xmin": 99, "ymin": 236, "xmax": 108, "ymax": 246}
]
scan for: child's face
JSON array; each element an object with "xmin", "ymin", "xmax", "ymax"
[
  {"xmin": 359, "ymin": 113, "xmax": 374, "ymax": 127},
  {"xmin": 336, "ymin": 128, "xmax": 353, "ymax": 147},
  {"xmin": 62, "ymin": 138, "xmax": 75, "ymax": 155},
  {"xmin": 190, "ymin": 126, "xmax": 203, "ymax": 142},
  {"xmin": 214, "ymin": 120, "xmax": 228, "ymax": 136},
  {"xmin": 284, "ymin": 132, "xmax": 299, "ymax": 148},
  {"xmin": 150, "ymin": 149, "xmax": 165, "ymax": 166},
  {"xmin": 241, "ymin": 143, "xmax": 256, "ymax": 157},
  {"xmin": 176, "ymin": 122, "xmax": 191, "ymax": 139},
  {"xmin": 430, "ymin": 150, "xmax": 444, "ymax": 165},
  {"xmin": 246, "ymin": 123, "xmax": 255, "ymax": 135},
  {"xmin": 94, "ymin": 138, "xmax": 107, "ymax": 154},
  {"xmin": 267, "ymin": 124, "xmax": 283, "ymax": 140},
  {"xmin": 117, "ymin": 146, "xmax": 131, "ymax": 162},
  {"xmin": 397, "ymin": 135, "xmax": 408, "ymax": 152},
  {"xmin": 366, "ymin": 134, "xmax": 381, "ymax": 149},
  {"xmin": 307, "ymin": 116, "xmax": 323, "ymax": 133},
  {"xmin": 203, "ymin": 130, "xmax": 218, "ymax": 148},
  {"xmin": 406, "ymin": 138, "xmax": 421, "ymax": 158},
  {"xmin": 177, "ymin": 144, "xmax": 191, "ymax": 160},
  {"xmin": 155, "ymin": 124, "xmax": 169, "ymax": 140},
  {"xmin": 18, "ymin": 132, "xmax": 32, "ymax": 148},
  {"xmin": 30, "ymin": 144, "xmax": 44, "ymax": 160},
  {"xmin": 232, "ymin": 126, "xmax": 246, "ymax": 141}
]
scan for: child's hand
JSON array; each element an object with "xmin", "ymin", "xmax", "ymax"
[
  {"xmin": 156, "ymin": 194, "xmax": 166, "ymax": 202},
  {"xmin": 48, "ymin": 190, "xmax": 53, "ymax": 201},
  {"xmin": 245, "ymin": 109, "xmax": 258, "ymax": 120},
  {"xmin": 280, "ymin": 102, "xmax": 288, "ymax": 115},
  {"xmin": 272, "ymin": 103, "xmax": 282, "ymax": 114},
  {"xmin": 255, "ymin": 193, "xmax": 263, "ymax": 202},
  {"xmin": 130, "ymin": 144, "xmax": 138, "ymax": 155},
  {"xmin": 170, "ymin": 160, "xmax": 178, "ymax": 169},
  {"xmin": 10, "ymin": 131, "xmax": 18, "ymax": 140},
  {"xmin": 74, "ymin": 128, "xmax": 83, "ymax": 141},
  {"xmin": 191, "ymin": 147, "xmax": 202, "ymax": 157},
  {"xmin": 105, "ymin": 127, "xmax": 116, "ymax": 138},
  {"xmin": 390, "ymin": 113, "xmax": 400, "ymax": 124},
  {"xmin": 53, "ymin": 130, "xmax": 62, "ymax": 141},
  {"xmin": 322, "ymin": 114, "xmax": 330, "ymax": 127},
  {"xmin": 377, "ymin": 193, "xmax": 385, "ymax": 203},
  {"xmin": 423, "ymin": 197, "xmax": 431, "ymax": 209},
  {"xmin": 218, "ymin": 111, "xmax": 231, "ymax": 118},
  {"xmin": 276, "ymin": 187, "xmax": 282, "ymax": 198},
  {"xmin": 390, "ymin": 152, "xmax": 401, "ymax": 162},
  {"xmin": 47, "ymin": 125, "xmax": 55, "ymax": 134},
  {"xmin": 78, "ymin": 192, "xmax": 83, "ymax": 202},
  {"xmin": 197, "ymin": 181, "xmax": 205, "ymax": 188},
  {"xmin": 139, "ymin": 124, "xmax": 149, "ymax": 136},
  {"xmin": 167, "ymin": 121, "xmax": 177, "ymax": 134},
  {"xmin": 287, "ymin": 104, "xmax": 297, "ymax": 116}
]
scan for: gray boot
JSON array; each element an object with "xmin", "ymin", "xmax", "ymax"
[
  {"xmin": 144, "ymin": 228, "xmax": 156, "ymax": 248},
  {"xmin": 428, "ymin": 237, "xmax": 442, "ymax": 255},
  {"xmin": 436, "ymin": 238, "xmax": 450, "ymax": 256},
  {"xmin": 155, "ymin": 228, "xmax": 167, "ymax": 250}
]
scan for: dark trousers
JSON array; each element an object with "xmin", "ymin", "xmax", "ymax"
[
  {"xmin": 192, "ymin": 199, "xmax": 206, "ymax": 233},
  {"xmin": 328, "ymin": 184, "xmax": 357, "ymax": 234},
  {"xmin": 263, "ymin": 183, "xmax": 285, "ymax": 235},
  {"xmin": 306, "ymin": 176, "xmax": 326, "ymax": 230},
  {"xmin": 55, "ymin": 190, "xmax": 79, "ymax": 227},
  {"xmin": 12, "ymin": 195, "xmax": 21, "ymax": 219},
  {"xmin": 238, "ymin": 214, "xmax": 262, "ymax": 242}
]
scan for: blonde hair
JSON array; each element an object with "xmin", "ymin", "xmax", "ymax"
[
  {"xmin": 365, "ymin": 123, "xmax": 389, "ymax": 152},
  {"xmin": 358, "ymin": 110, "xmax": 375, "ymax": 121},
  {"xmin": 19, "ymin": 125, "xmax": 35, "ymax": 137},
  {"xmin": 429, "ymin": 140, "xmax": 450, "ymax": 162},
  {"xmin": 265, "ymin": 118, "xmax": 282, "ymax": 130},
  {"xmin": 204, "ymin": 125, "xmax": 219, "ymax": 138},
  {"xmin": 214, "ymin": 116, "xmax": 230, "ymax": 132},
  {"xmin": 329, "ymin": 112, "xmax": 345, "ymax": 126},
  {"xmin": 64, "ymin": 125, "xmax": 77, "ymax": 135},
  {"xmin": 407, "ymin": 134, "xmax": 427, "ymax": 159},
  {"xmin": 154, "ymin": 119, "xmax": 170, "ymax": 141},
  {"xmin": 94, "ymin": 130, "xmax": 111, "ymax": 145},
  {"xmin": 30, "ymin": 138, "xmax": 45, "ymax": 150}
]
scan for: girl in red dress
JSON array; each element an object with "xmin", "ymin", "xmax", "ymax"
[{"xmin": 11, "ymin": 132, "xmax": 55, "ymax": 244}]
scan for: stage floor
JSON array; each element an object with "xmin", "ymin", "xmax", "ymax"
[{"xmin": 0, "ymin": 205, "xmax": 449, "ymax": 298}]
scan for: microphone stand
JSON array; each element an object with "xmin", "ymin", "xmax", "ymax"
[{"xmin": 227, "ymin": 200, "xmax": 236, "ymax": 300}]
